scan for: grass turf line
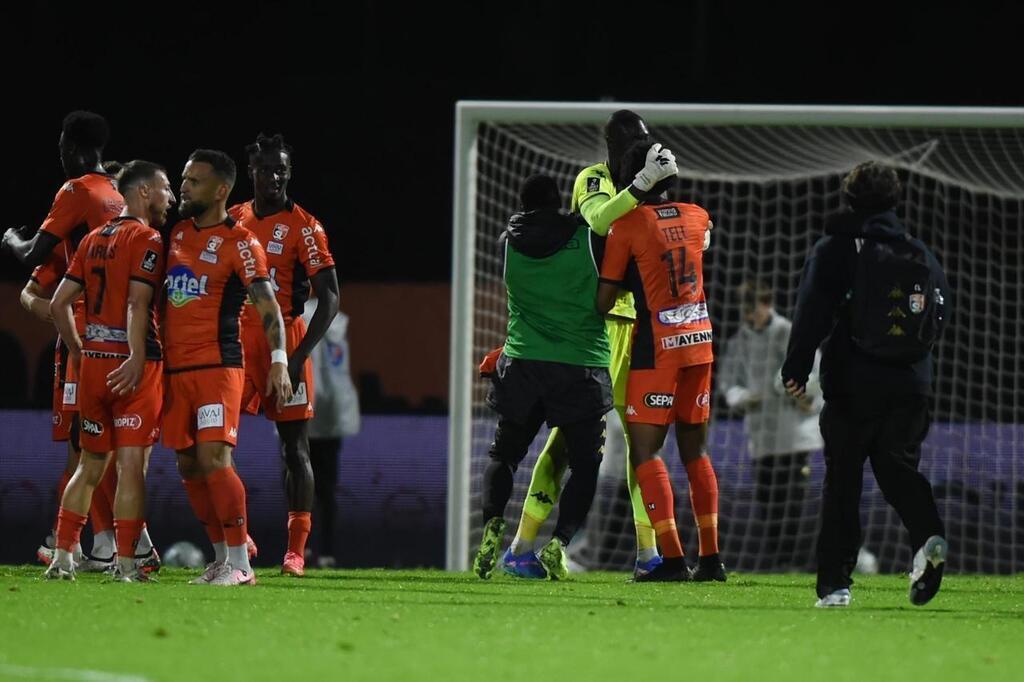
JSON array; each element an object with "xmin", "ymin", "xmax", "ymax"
[{"xmin": 0, "ymin": 566, "xmax": 1021, "ymax": 682}]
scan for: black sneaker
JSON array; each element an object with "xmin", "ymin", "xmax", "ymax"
[
  {"xmin": 909, "ymin": 536, "xmax": 947, "ymax": 606},
  {"xmin": 633, "ymin": 557, "xmax": 690, "ymax": 582},
  {"xmin": 690, "ymin": 554, "xmax": 727, "ymax": 582}
]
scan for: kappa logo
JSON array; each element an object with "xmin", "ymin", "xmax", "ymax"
[
  {"xmin": 530, "ymin": 491, "xmax": 554, "ymax": 506},
  {"xmin": 62, "ymin": 382, "xmax": 77, "ymax": 407},
  {"xmin": 113, "ymin": 414, "xmax": 142, "ymax": 430},
  {"xmin": 661, "ymin": 330, "xmax": 713, "ymax": 350},
  {"xmin": 141, "ymin": 249, "xmax": 159, "ymax": 273},
  {"xmin": 197, "ymin": 403, "xmax": 224, "ymax": 430},
  {"xmin": 62, "ymin": 181, "xmax": 76, "ymax": 193},
  {"xmin": 81, "ymin": 418, "xmax": 104, "ymax": 436},
  {"xmin": 206, "ymin": 236, "xmax": 224, "ymax": 252},
  {"xmin": 696, "ymin": 391, "xmax": 710, "ymax": 409},
  {"xmin": 228, "ymin": 427, "xmax": 238, "ymax": 439},
  {"xmin": 273, "ymin": 223, "xmax": 289, "ymax": 241},
  {"xmin": 644, "ymin": 392, "xmax": 675, "ymax": 408},
  {"xmin": 166, "ymin": 265, "xmax": 209, "ymax": 307},
  {"xmin": 175, "ymin": 231, "xmax": 184, "ymax": 241},
  {"xmin": 149, "ymin": 232, "xmax": 163, "ymax": 242},
  {"xmin": 626, "ymin": 405, "xmax": 638, "ymax": 416}
]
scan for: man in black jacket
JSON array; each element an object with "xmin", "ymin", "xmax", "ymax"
[{"xmin": 781, "ymin": 161, "xmax": 951, "ymax": 608}]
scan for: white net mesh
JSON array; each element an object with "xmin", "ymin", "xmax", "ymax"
[{"xmin": 466, "ymin": 116, "xmax": 1024, "ymax": 574}]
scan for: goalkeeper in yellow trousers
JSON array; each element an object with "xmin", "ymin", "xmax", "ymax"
[{"xmin": 500, "ymin": 110, "xmax": 683, "ymax": 580}]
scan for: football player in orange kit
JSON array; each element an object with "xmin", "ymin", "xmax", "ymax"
[
  {"xmin": 5, "ymin": 111, "xmax": 132, "ymax": 570},
  {"xmin": 597, "ymin": 140, "xmax": 726, "ymax": 582},
  {"xmin": 164, "ymin": 149, "xmax": 292, "ymax": 586},
  {"xmin": 45, "ymin": 160, "xmax": 173, "ymax": 581},
  {"xmin": 231, "ymin": 133, "xmax": 338, "ymax": 576}
]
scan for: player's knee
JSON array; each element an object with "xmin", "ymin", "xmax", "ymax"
[{"xmin": 488, "ymin": 420, "xmax": 532, "ymax": 467}]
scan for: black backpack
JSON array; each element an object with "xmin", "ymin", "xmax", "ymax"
[{"xmin": 848, "ymin": 235, "xmax": 944, "ymax": 363}]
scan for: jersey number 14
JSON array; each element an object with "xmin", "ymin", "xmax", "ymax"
[{"xmin": 660, "ymin": 248, "xmax": 697, "ymax": 298}]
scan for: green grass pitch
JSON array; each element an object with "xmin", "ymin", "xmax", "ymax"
[{"xmin": 0, "ymin": 566, "xmax": 1021, "ymax": 682}]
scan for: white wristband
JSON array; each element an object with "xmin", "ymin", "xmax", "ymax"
[{"xmin": 271, "ymin": 349, "xmax": 288, "ymax": 366}]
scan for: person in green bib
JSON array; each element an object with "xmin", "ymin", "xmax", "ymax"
[
  {"xmin": 472, "ymin": 174, "xmax": 615, "ymax": 580},
  {"xmin": 502, "ymin": 110, "xmax": 681, "ymax": 579}
]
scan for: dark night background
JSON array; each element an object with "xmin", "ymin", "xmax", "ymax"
[{"xmin": 1, "ymin": 1, "xmax": 1021, "ymax": 285}]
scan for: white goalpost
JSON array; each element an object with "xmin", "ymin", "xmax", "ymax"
[{"xmin": 448, "ymin": 101, "xmax": 1024, "ymax": 572}]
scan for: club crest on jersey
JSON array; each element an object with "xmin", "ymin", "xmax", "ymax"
[
  {"xmin": 166, "ymin": 265, "xmax": 209, "ymax": 307},
  {"xmin": 206, "ymin": 236, "xmax": 223, "ymax": 252},
  {"xmin": 587, "ymin": 177, "xmax": 600, "ymax": 193},
  {"xmin": 273, "ymin": 224, "xmax": 289, "ymax": 241},
  {"xmin": 909, "ymin": 293, "xmax": 926, "ymax": 314}
]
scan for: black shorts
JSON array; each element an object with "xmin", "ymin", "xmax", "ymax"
[{"xmin": 486, "ymin": 354, "xmax": 613, "ymax": 428}]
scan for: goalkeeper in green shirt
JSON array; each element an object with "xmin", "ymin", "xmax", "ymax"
[{"xmin": 502, "ymin": 110, "xmax": 680, "ymax": 579}]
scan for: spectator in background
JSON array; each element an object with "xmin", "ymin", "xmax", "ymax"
[
  {"xmin": 296, "ymin": 296, "xmax": 360, "ymax": 567},
  {"xmin": 718, "ymin": 279, "xmax": 823, "ymax": 570}
]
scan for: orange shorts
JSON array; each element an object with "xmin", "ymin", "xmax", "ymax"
[
  {"xmin": 241, "ymin": 318, "xmax": 314, "ymax": 422},
  {"xmin": 625, "ymin": 363, "xmax": 712, "ymax": 425},
  {"xmin": 52, "ymin": 349, "xmax": 80, "ymax": 442},
  {"xmin": 162, "ymin": 367, "xmax": 244, "ymax": 450},
  {"xmin": 77, "ymin": 356, "xmax": 163, "ymax": 453}
]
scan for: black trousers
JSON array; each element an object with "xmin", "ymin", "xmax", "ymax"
[
  {"xmin": 309, "ymin": 437, "xmax": 343, "ymax": 557},
  {"xmin": 753, "ymin": 452, "xmax": 810, "ymax": 570},
  {"xmin": 482, "ymin": 403, "xmax": 605, "ymax": 546},
  {"xmin": 816, "ymin": 394, "xmax": 945, "ymax": 597}
]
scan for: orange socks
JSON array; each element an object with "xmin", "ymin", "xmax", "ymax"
[
  {"xmin": 685, "ymin": 456, "xmax": 720, "ymax": 556},
  {"xmin": 206, "ymin": 466, "xmax": 248, "ymax": 548},
  {"xmin": 55, "ymin": 507, "xmax": 87, "ymax": 552},
  {"xmin": 287, "ymin": 512, "xmax": 312, "ymax": 556},
  {"xmin": 636, "ymin": 459, "xmax": 684, "ymax": 559},
  {"xmin": 114, "ymin": 518, "xmax": 144, "ymax": 559},
  {"xmin": 182, "ymin": 477, "xmax": 225, "ymax": 545}
]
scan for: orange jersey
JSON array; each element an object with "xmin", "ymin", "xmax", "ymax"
[
  {"xmin": 601, "ymin": 202, "xmax": 714, "ymax": 369},
  {"xmin": 30, "ymin": 240, "xmax": 87, "ymax": 335},
  {"xmin": 65, "ymin": 217, "xmax": 165, "ymax": 359},
  {"xmin": 163, "ymin": 217, "xmax": 270, "ymax": 373},
  {"xmin": 39, "ymin": 172, "xmax": 125, "ymax": 247},
  {"xmin": 229, "ymin": 200, "xmax": 335, "ymax": 325}
]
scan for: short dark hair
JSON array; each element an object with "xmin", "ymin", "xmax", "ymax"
[
  {"xmin": 618, "ymin": 139, "xmax": 674, "ymax": 196},
  {"xmin": 519, "ymin": 174, "xmax": 561, "ymax": 212},
  {"xmin": 842, "ymin": 161, "xmax": 901, "ymax": 212},
  {"xmin": 604, "ymin": 109, "xmax": 649, "ymax": 145},
  {"xmin": 117, "ymin": 160, "xmax": 166, "ymax": 195},
  {"xmin": 62, "ymin": 111, "xmax": 110, "ymax": 150},
  {"xmin": 245, "ymin": 132, "xmax": 293, "ymax": 161},
  {"xmin": 102, "ymin": 160, "xmax": 123, "ymax": 176},
  {"xmin": 737, "ymin": 278, "xmax": 774, "ymax": 310},
  {"xmin": 188, "ymin": 149, "xmax": 237, "ymax": 186}
]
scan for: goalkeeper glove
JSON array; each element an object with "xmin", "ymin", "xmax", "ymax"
[{"xmin": 632, "ymin": 143, "xmax": 678, "ymax": 192}]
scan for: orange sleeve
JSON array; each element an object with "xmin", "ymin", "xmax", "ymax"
[
  {"xmin": 296, "ymin": 218, "xmax": 335, "ymax": 276},
  {"xmin": 599, "ymin": 218, "xmax": 633, "ymax": 285},
  {"xmin": 39, "ymin": 181, "xmax": 88, "ymax": 240},
  {"xmin": 232, "ymin": 230, "xmax": 270, "ymax": 287},
  {"xmin": 30, "ymin": 249, "xmax": 68, "ymax": 291},
  {"xmin": 129, "ymin": 229, "xmax": 165, "ymax": 288}
]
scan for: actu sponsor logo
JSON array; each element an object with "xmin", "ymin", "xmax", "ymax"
[
  {"xmin": 661, "ymin": 329, "xmax": 713, "ymax": 350},
  {"xmin": 301, "ymin": 226, "xmax": 321, "ymax": 267},
  {"xmin": 236, "ymin": 240, "xmax": 259, "ymax": 279},
  {"xmin": 644, "ymin": 392, "xmax": 675, "ymax": 408}
]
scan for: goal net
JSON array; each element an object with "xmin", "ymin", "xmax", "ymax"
[{"xmin": 448, "ymin": 103, "xmax": 1024, "ymax": 574}]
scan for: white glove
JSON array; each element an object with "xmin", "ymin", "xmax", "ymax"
[
  {"xmin": 632, "ymin": 143, "xmax": 678, "ymax": 192},
  {"xmin": 703, "ymin": 219, "xmax": 713, "ymax": 251}
]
